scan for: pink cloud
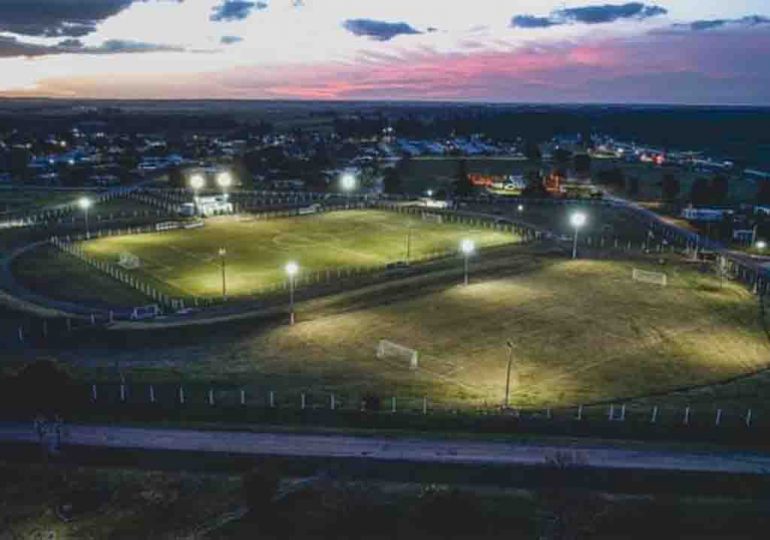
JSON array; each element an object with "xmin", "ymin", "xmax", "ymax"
[{"xmin": 9, "ymin": 26, "xmax": 770, "ymax": 104}]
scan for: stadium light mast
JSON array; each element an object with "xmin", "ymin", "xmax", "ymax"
[
  {"xmin": 285, "ymin": 262, "xmax": 299, "ymax": 325},
  {"xmin": 189, "ymin": 174, "xmax": 205, "ymax": 213},
  {"xmin": 78, "ymin": 197, "xmax": 92, "ymax": 239},
  {"xmin": 504, "ymin": 340, "xmax": 514, "ymax": 409},
  {"xmin": 216, "ymin": 171, "xmax": 233, "ymax": 198},
  {"xmin": 340, "ymin": 172, "xmax": 357, "ymax": 193},
  {"xmin": 218, "ymin": 248, "xmax": 227, "ymax": 301},
  {"xmin": 460, "ymin": 239, "xmax": 475, "ymax": 286},
  {"xmin": 570, "ymin": 211, "xmax": 587, "ymax": 260}
]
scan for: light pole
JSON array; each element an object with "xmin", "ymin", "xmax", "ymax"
[
  {"xmin": 189, "ymin": 174, "xmax": 205, "ymax": 214},
  {"xmin": 218, "ymin": 247, "xmax": 227, "ymax": 300},
  {"xmin": 216, "ymin": 171, "xmax": 232, "ymax": 198},
  {"xmin": 570, "ymin": 211, "xmax": 587, "ymax": 260},
  {"xmin": 405, "ymin": 226, "xmax": 412, "ymax": 262},
  {"xmin": 460, "ymin": 239, "xmax": 475, "ymax": 286},
  {"xmin": 78, "ymin": 197, "xmax": 92, "ymax": 239},
  {"xmin": 285, "ymin": 262, "xmax": 299, "ymax": 325},
  {"xmin": 504, "ymin": 340, "xmax": 514, "ymax": 409}
]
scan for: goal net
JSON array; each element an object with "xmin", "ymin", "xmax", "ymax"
[
  {"xmin": 376, "ymin": 339, "xmax": 419, "ymax": 370},
  {"xmin": 632, "ymin": 268, "xmax": 667, "ymax": 286},
  {"xmin": 421, "ymin": 212, "xmax": 443, "ymax": 224},
  {"xmin": 118, "ymin": 252, "xmax": 141, "ymax": 270}
]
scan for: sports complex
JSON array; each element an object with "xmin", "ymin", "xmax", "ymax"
[{"xmin": 5, "ymin": 191, "xmax": 770, "ymax": 414}]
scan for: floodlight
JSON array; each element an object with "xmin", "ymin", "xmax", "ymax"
[
  {"xmin": 757, "ymin": 241, "xmax": 767, "ymax": 251},
  {"xmin": 340, "ymin": 173, "xmax": 356, "ymax": 192},
  {"xmin": 216, "ymin": 171, "xmax": 233, "ymax": 189},
  {"xmin": 78, "ymin": 197, "xmax": 92, "ymax": 210},
  {"xmin": 218, "ymin": 247, "xmax": 227, "ymax": 257},
  {"xmin": 426, "ymin": 189, "xmax": 434, "ymax": 197},
  {"xmin": 285, "ymin": 262, "xmax": 299, "ymax": 276},
  {"xmin": 189, "ymin": 174, "xmax": 205, "ymax": 191},
  {"xmin": 460, "ymin": 239, "xmax": 475, "ymax": 255},
  {"xmin": 570, "ymin": 211, "xmax": 587, "ymax": 228},
  {"xmin": 517, "ymin": 204, "xmax": 524, "ymax": 212}
]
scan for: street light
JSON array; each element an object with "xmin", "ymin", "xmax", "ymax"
[
  {"xmin": 426, "ymin": 189, "xmax": 434, "ymax": 198},
  {"xmin": 460, "ymin": 239, "xmax": 475, "ymax": 286},
  {"xmin": 340, "ymin": 173, "xmax": 356, "ymax": 192},
  {"xmin": 216, "ymin": 171, "xmax": 233, "ymax": 197},
  {"xmin": 218, "ymin": 248, "xmax": 227, "ymax": 300},
  {"xmin": 78, "ymin": 197, "xmax": 92, "ymax": 239},
  {"xmin": 570, "ymin": 211, "xmax": 587, "ymax": 260},
  {"xmin": 504, "ymin": 340, "xmax": 514, "ymax": 409},
  {"xmin": 285, "ymin": 262, "xmax": 299, "ymax": 325},
  {"xmin": 517, "ymin": 204, "xmax": 524, "ymax": 212},
  {"xmin": 757, "ymin": 240, "xmax": 767, "ymax": 253}
]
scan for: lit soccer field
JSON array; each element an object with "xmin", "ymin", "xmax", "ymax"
[
  {"xmin": 79, "ymin": 210, "xmax": 518, "ymax": 298},
  {"xmin": 98, "ymin": 256, "xmax": 770, "ymax": 408}
]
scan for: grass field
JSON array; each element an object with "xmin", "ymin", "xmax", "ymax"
[
  {"xmin": 78, "ymin": 210, "xmax": 518, "ymax": 298},
  {"xmin": 76, "ymin": 254, "xmax": 770, "ymax": 409}
]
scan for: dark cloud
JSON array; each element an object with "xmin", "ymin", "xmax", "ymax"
[
  {"xmin": 511, "ymin": 15, "xmax": 558, "ymax": 29},
  {"xmin": 512, "ymin": 2, "xmax": 666, "ymax": 29},
  {"xmin": 0, "ymin": 35, "xmax": 180, "ymax": 58},
  {"xmin": 220, "ymin": 35, "xmax": 243, "ymax": 45},
  {"xmin": 342, "ymin": 19, "xmax": 421, "ymax": 41},
  {"xmin": 0, "ymin": 0, "xmax": 131, "ymax": 37},
  {"xmin": 557, "ymin": 3, "xmax": 667, "ymax": 24},
  {"xmin": 0, "ymin": 1, "xmax": 183, "ymax": 38},
  {"xmin": 210, "ymin": 0, "xmax": 267, "ymax": 22},
  {"xmin": 673, "ymin": 15, "xmax": 770, "ymax": 32}
]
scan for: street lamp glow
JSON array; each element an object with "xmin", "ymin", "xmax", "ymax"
[
  {"xmin": 570, "ymin": 211, "xmax": 587, "ymax": 228},
  {"xmin": 570, "ymin": 211, "xmax": 587, "ymax": 260},
  {"xmin": 757, "ymin": 240, "xmax": 767, "ymax": 251},
  {"xmin": 216, "ymin": 171, "xmax": 233, "ymax": 190},
  {"xmin": 460, "ymin": 239, "xmax": 475, "ymax": 286},
  {"xmin": 517, "ymin": 204, "xmax": 524, "ymax": 212},
  {"xmin": 285, "ymin": 262, "xmax": 299, "ymax": 325},
  {"xmin": 426, "ymin": 189, "xmax": 434, "ymax": 198},
  {"xmin": 340, "ymin": 173, "xmax": 356, "ymax": 192},
  {"xmin": 189, "ymin": 174, "xmax": 205, "ymax": 192},
  {"xmin": 78, "ymin": 197, "xmax": 92, "ymax": 239}
]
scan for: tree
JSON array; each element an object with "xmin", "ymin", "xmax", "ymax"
[
  {"xmin": 452, "ymin": 159, "xmax": 474, "ymax": 197},
  {"xmin": 573, "ymin": 154, "xmax": 592, "ymax": 177},
  {"xmin": 596, "ymin": 168, "xmax": 625, "ymax": 189},
  {"xmin": 710, "ymin": 175, "xmax": 729, "ymax": 206},
  {"xmin": 626, "ymin": 175, "xmax": 640, "ymax": 197},
  {"xmin": 553, "ymin": 148, "xmax": 572, "ymax": 166},
  {"xmin": 522, "ymin": 169, "xmax": 548, "ymax": 198},
  {"xmin": 690, "ymin": 177, "xmax": 711, "ymax": 207},
  {"xmin": 661, "ymin": 173, "xmax": 680, "ymax": 203},
  {"xmin": 382, "ymin": 167, "xmax": 402, "ymax": 195},
  {"xmin": 167, "ymin": 166, "xmax": 185, "ymax": 188},
  {"xmin": 523, "ymin": 140, "xmax": 542, "ymax": 162},
  {"xmin": 757, "ymin": 181, "xmax": 770, "ymax": 206}
]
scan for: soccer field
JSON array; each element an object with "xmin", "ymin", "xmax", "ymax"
[
  {"xmin": 80, "ymin": 210, "xmax": 518, "ymax": 298},
  {"xmin": 88, "ymin": 255, "xmax": 770, "ymax": 409}
]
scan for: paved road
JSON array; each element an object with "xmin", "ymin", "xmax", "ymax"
[{"xmin": 3, "ymin": 423, "xmax": 770, "ymax": 474}]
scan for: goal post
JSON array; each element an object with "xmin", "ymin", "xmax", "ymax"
[
  {"xmin": 118, "ymin": 252, "xmax": 141, "ymax": 270},
  {"xmin": 421, "ymin": 212, "xmax": 443, "ymax": 224},
  {"xmin": 632, "ymin": 268, "xmax": 668, "ymax": 286},
  {"xmin": 376, "ymin": 339, "xmax": 419, "ymax": 370}
]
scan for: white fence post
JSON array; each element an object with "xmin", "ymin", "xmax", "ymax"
[
  {"xmin": 650, "ymin": 406, "xmax": 658, "ymax": 424},
  {"xmin": 240, "ymin": 389, "xmax": 246, "ymax": 405}
]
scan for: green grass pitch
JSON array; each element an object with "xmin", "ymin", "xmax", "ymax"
[{"xmin": 80, "ymin": 210, "xmax": 518, "ymax": 298}]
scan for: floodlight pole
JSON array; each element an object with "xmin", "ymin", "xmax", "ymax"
[
  {"xmin": 288, "ymin": 275, "xmax": 296, "ymax": 325},
  {"xmin": 572, "ymin": 225, "xmax": 580, "ymax": 260},
  {"xmin": 405, "ymin": 226, "xmax": 412, "ymax": 262},
  {"xmin": 504, "ymin": 341, "xmax": 514, "ymax": 409},
  {"xmin": 463, "ymin": 253, "xmax": 470, "ymax": 286},
  {"xmin": 83, "ymin": 206, "xmax": 90, "ymax": 239},
  {"xmin": 219, "ymin": 249, "xmax": 227, "ymax": 300}
]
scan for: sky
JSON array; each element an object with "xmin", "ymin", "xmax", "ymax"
[{"xmin": 0, "ymin": 0, "xmax": 769, "ymax": 104}]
